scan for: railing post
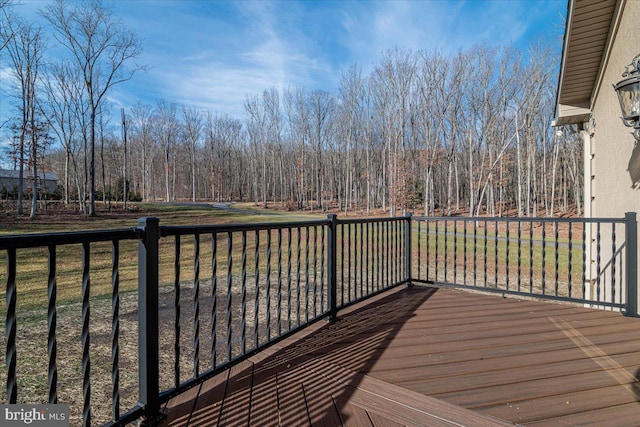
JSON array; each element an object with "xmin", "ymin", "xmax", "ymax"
[
  {"xmin": 327, "ymin": 214, "xmax": 338, "ymax": 321},
  {"xmin": 625, "ymin": 212, "xmax": 638, "ymax": 317},
  {"xmin": 405, "ymin": 213, "xmax": 413, "ymax": 287},
  {"xmin": 137, "ymin": 217, "xmax": 164, "ymax": 424}
]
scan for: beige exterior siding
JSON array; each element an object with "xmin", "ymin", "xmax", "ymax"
[
  {"xmin": 591, "ymin": 2, "xmax": 640, "ymax": 208},
  {"xmin": 557, "ymin": 0, "xmax": 640, "ymax": 312},
  {"xmin": 585, "ymin": 1, "xmax": 640, "ymax": 311}
]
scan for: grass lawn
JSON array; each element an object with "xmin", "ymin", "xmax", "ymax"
[{"xmin": 0, "ymin": 202, "xmax": 324, "ymax": 310}]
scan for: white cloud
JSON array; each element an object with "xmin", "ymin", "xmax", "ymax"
[{"xmin": 3, "ymin": 0, "xmax": 565, "ymax": 125}]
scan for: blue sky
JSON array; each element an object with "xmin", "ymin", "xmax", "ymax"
[{"xmin": 1, "ymin": 0, "xmax": 566, "ymax": 137}]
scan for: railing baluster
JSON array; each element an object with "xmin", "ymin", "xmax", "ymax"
[
  {"xmin": 226, "ymin": 232, "xmax": 233, "ymax": 360},
  {"xmin": 241, "ymin": 231, "xmax": 247, "ymax": 354},
  {"xmin": 400, "ymin": 219, "xmax": 404, "ymax": 284},
  {"xmin": 517, "ymin": 221, "xmax": 522, "ymax": 293},
  {"xmin": 352, "ymin": 224, "xmax": 359, "ymax": 300},
  {"xmin": 366, "ymin": 222, "xmax": 370, "ymax": 295},
  {"xmin": 174, "ymin": 236, "xmax": 182, "ymax": 383},
  {"xmin": 405, "ymin": 216, "xmax": 411, "ymax": 285},
  {"xmin": 193, "ymin": 234, "xmax": 200, "ymax": 376},
  {"xmin": 612, "ymin": 224, "xmax": 616, "ymax": 304},
  {"xmin": 391, "ymin": 220, "xmax": 395, "ymax": 285},
  {"xmin": 444, "ymin": 219, "xmax": 448, "ymax": 282},
  {"xmin": 82, "ymin": 241, "xmax": 91, "ymax": 427},
  {"xmin": 596, "ymin": 222, "xmax": 601, "ymax": 302},
  {"xmin": 277, "ymin": 228, "xmax": 283, "ymax": 335},
  {"xmin": 620, "ymin": 249, "xmax": 625, "ymax": 306},
  {"xmin": 464, "ymin": 221, "xmax": 467, "ymax": 285},
  {"xmin": 380, "ymin": 222, "xmax": 389, "ymax": 289},
  {"xmin": 394, "ymin": 220, "xmax": 404, "ymax": 284},
  {"xmin": 348, "ymin": 223, "xmax": 352, "ymax": 300},
  {"xmin": 473, "ymin": 220, "xmax": 477, "ymax": 287},
  {"xmin": 312, "ymin": 226, "xmax": 317, "ymax": 317},
  {"xmin": 435, "ymin": 220, "xmax": 439, "ymax": 282},
  {"xmin": 304, "ymin": 227, "xmax": 310, "ymax": 322},
  {"xmin": 287, "ymin": 228, "xmax": 292, "ymax": 330},
  {"xmin": 321, "ymin": 225, "xmax": 325, "ymax": 312},
  {"xmin": 582, "ymin": 222, "xmax": 587, "ymax": 302},
  {"xmin": 377, "ymin": 222, "xmax": 381, "ymax": 291},
  {"xmin": 387, "ymin": 221, "xmax": 391, "ymax": 287},
  {"xmin": 393, "ymin": 220, "xmax": 397, "ymax": 285},
  {"xmin": 266, "ymin": 229, "xmax": 272, "ymax": 340},
  {"xmin": 353, "ymin": 223, "xmax": 358, "ymax": 299},
  {"xmin": 109, "ymin": 241, "xmax": 118, "ymax": 418},
  {"xmin": 341, "ymin": 224, "xmax": 345, "ymax": 305},
  {"xmin": 296, "ymin": 228, "xmax": 301, "ymax": 326},
  {"xmin": 568, "ymin": 223, "xmax": 573, "ymax": 298},
  {"xmin": 379, "ymin": 221, "xmax": 383, "ymax": 290},
  {"xmin": 555, "ymin": 222, "xmax": 559, "ymax": 296},
  {"xmin": 530, "ymin": 221, "xmax": 534, "ymax": 294},
  {"xmin": 48, "ymin": 245, "xmax": 58, "ymax": 405},
  {"xmin": 426, "ymin": 220, "xmax": 430, "ymax": 281},
  {"xmin": 454, "ymin": 220, "xmax": 458, "ymax": 284},
  {"xmin": 494, "ymin": 220, "xmax": 498, "ymax": 288},
  {"xmin": 506, "ymin": 222, "xmax": 510, "ymax": 291},
  {"xmin": 390, "ymin": 221, "xmax": 394, "ymax": 286},
  {"xmin": 542, "ymin": 223, "xmax": 547, "ymax": 294},
  {"xmin": 6, "ymin": 247, "xmax": 17, "ymax": 404},
  {"xmin": 211, "ymin": 234, "xmax": 217, "ymax": 368},
  {"xmin": 401, "ymin": 220, "xmax": 404, "ymax": 284},
  {"xmin": 360, "ymin": 222, "xmax": 364, "ymax": 296},
  {"xmin": 484, "ymin": 220, "xmax": 488, "ymax": 288},
  {"xmin": 417, "ymin": 221, "xmax": 422, "ymax": 280},
  {"xmin": 386, "ymin": 221, "xmax": 396, "ymax": 286},
  {"xmin": 254, "ymin": 231, "xmax": 260, "ymax": 347},
  {"xmin": 327, "ymin": 215, "xmax": 338, "ymax": 320}
]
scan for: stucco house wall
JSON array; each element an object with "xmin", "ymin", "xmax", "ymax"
[
  {"xmin": 556, "ymin": 0, "xmax": 640, "ymax": 313},
  {"xmin": 588, "ymin": 2, "xmax": 640, "ymax": 311},
  {"xmin": 590, "ymin": 3, "xmax": 640, "ymax": 215}
]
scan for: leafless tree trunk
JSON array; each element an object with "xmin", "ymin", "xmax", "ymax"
[{"xmin": 45, "ymin": 0, "xmax": 142, "ymax": 216}]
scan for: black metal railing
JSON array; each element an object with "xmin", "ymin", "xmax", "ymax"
[
  {"xmin": 0, "ymin": 212, "xmax": 636, "ymax": 426},
  {"xmin": 412, "ymin": 213, "xmax": 637, "ymax": 313},
  {"xmin": 0, "ymin": 228, "xmax": 144, "ymax": 426}
]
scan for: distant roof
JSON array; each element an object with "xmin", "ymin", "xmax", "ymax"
[
  {"xmin": 554, "ymin": 0, "xmax": 620, "ymax": 126},
  {"xmin": 0, "ymin": 169, "xmax": 59, "ymax": 181}
]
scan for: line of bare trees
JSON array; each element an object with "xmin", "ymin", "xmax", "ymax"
[
  {"xmin": 101, "ymin": 45, "xmax": 578, "ymax": 218},
  {"xmin": 2, "ymin": 1, "xmax": 581, "ymax": 218},
  {"xmin": 1, "ymin": 0, "xmax": 142, "ymax": 216}
]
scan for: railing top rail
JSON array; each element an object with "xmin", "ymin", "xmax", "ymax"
[
  {"xmin": 160, "ymin": 219, "xmax": 329, "ymax": 237},
  {"xmin": 413, "ymin": 215, "xmax": 629, "ymax": 224},
  {"xmin": 0, "ymin": 228, "xmax": 141, "ymax": 250},
  {"xmin": 337, "ymin": 216, "xmax": 407, "ymax": 225}
]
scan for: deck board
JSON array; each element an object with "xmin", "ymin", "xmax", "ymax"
[
  {"xmin": 217, "ymin": 363, "xmax": 254, "ymax": 426},
  {"xmin": 483, "ymin": 383, "xmax": 640, "ymax": 423},
  {"xmin": 161, "ymin": 285, "xmax": 640, "ymax": 426},
  {"xmin": 247, "ymin": 359, "xmax": 279, "ymax": 426}
]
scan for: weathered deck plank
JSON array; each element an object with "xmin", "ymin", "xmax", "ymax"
[{"xmin": 160, "ymin": 285, "xmax": 640, "ymax": 426}]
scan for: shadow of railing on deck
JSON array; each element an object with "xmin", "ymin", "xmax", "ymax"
[{"xmin": 162, "ymin": 285, "xmax": 437, "ymax": 425}]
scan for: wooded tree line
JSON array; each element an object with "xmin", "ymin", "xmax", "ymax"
[
  {"xmin": 2, "ymin": 1, "xmax": 582, "ymax": 218},
  {"xmin": 1, "ymin": 0, "xmax": 142, "ymax": 216}
]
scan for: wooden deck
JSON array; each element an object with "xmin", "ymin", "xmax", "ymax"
[{"xmin": 160, "ymin": 285, "xmax": 640, "ymax": 426}]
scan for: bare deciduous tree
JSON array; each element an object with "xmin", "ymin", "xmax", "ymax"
[
  {"xmin": 2, "ymin": 16, "xmax": 45, "ymax": 217},
  {"xmin": 44, "ymin": 0, "xmax": 143, "ymax": 215}
]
